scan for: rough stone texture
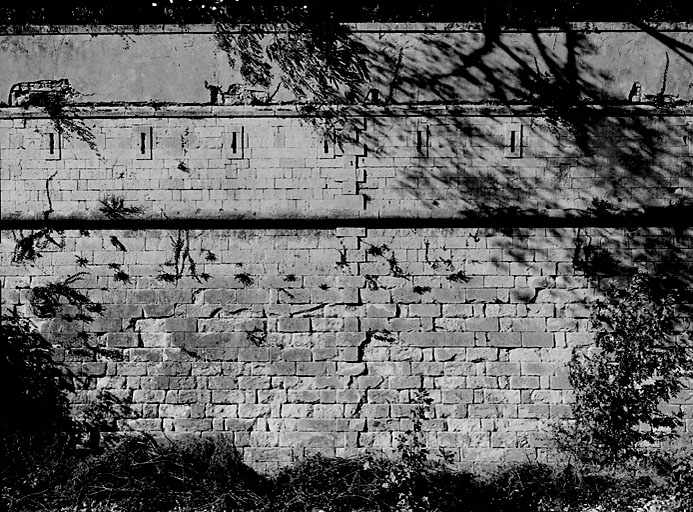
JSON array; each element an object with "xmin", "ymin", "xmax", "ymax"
[
  {"xmin": 1, "ymin": 227, "xmax": 692, "ymax": 470},
  {"xmin": 1, "ymin": 24, "xmax": 693, "ymax": 471},
  {"xmin": 1, "ymin": 106, "xmax": 691, "ymax": 220}
]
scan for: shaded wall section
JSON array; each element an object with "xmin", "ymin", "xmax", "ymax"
[{"xmin": 2, "ymin": 23, "xmax": 693, "ymax": 104}]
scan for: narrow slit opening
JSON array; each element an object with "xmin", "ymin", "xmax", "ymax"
[{"xmin": 48, "ymin": 133, "xmax": 55, "ymax": 155}]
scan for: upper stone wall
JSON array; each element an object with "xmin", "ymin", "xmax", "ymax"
[
  {"xmin": 1, "ymin": 105, "xmax": 691, "ymax": 221},
  {"xmin": 2, "ymin": 23, "xmax": 693, "ymax": 104}
]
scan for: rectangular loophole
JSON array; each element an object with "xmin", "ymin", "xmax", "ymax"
[
  {"xmin": 414, "ymin": 122, "xmax": 430, "ymax": 157},
  {"xmin": 43, "ymin": 131, "xmax": 61, "ymax": 160},
  {"xmin": 318, "ymin": 130, "xmax": 336, "ymax": 159},
  {"xmin": 504, "ymin": 122, "xmax": 524, "ymax": 158},
  {"xmin": 273, "ymin": 125, "xmax": 286, "ymax": 148},
  {"xmin": 224, "ymin": 126, "xmax": 245, "ymax": 159},
  {"xmin": 135, "ymin": 127, "xmax": 153, "ymax": 160}
]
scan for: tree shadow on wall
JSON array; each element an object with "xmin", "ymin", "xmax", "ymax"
[{"xmin": 220, "ymin": 16, "xmax": 693, "ymax": 433}]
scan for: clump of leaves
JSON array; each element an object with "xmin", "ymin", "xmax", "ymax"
[
  {"xmin": 559, "ymin": 269, "xmax": 693, "ymax": 464},
  {"xmin": 572, "ymin": 233, "xmax": 623, "ymax": 278},
  {"xmin": 423, "ymin": 240, "xmax": 455, "ymax": 272},
  {"xmin": 156, "ymin": 230, "xmax": 210, "ymax": 284},
  {"xmin": 247, "ymin": 325, "xmax": 267, "ymax": 347},
  {"xmin": 235, "ymin": 272, "xmax": 254, "ymax": 287},
  {"xmin": 412, "ymin": 285, "xmax": 431, "ymax": 295},
  {"xmin": 365, "ymin": 274, "xmax": 380, "ymax": 290},
  {"xmin": 335, "ymin": 247, "xmax": 350, "ymax": 271},
  {"xmin": 26, "ymin": 84, "xmax": 100, "ymax": 154},
  {"xmin": 98, "ymin": 195, "xmax": 144, "ymax": 220},
  {"xmin": 109, "ymin": 235, "xmax": 127, "ymax": 252},
  {"xmin": 112, "ymin": 270, "xmax": 131, "ymax": 284},
  {"xmin": 387, "ymin": 253, "xmax": 408, "ymax": 279},
  {"xmin": 319, "ymin": 283, "xmax": 330, "ymax": 290},
  {"xmin": 366, "ymin": 243, "xmax": 390, "ymax": 257},
  {"xmin": 12, "ymin": 228, "xmax": 65, "ymax": 264},
  {"xmin": 283, "ymin": 274, "xmax": 297, "ymax": 282},
  {"xmin": 367, "ymin": 329, "xmax": 397, "ymax": 344},
  {"xmin": 203, "ymin": 249, "xmax": 217, "ymax": 262},
  {"xmin": 447, "ymin": 270, "xmax": 470, "ymax": 283},
  {"xmin": 75, "ymin": 255, "xmax": 89, "ymax": 267}
]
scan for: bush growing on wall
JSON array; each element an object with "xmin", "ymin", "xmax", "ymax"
[{"xmin": 561, "ymin": 269, "xmax": 693, "ymax": 464}]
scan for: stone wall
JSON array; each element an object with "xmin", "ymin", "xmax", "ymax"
[
  {"xmin": 2, "ymin": 106, "xmax": 691, "ymax": 220},
  {"xmin": 3, "ymin": 226, "xmax": 691, "ymax": 470},
  {"xmin": 1, "ymin": 24, "xmax": 693, "ymax": 471}
]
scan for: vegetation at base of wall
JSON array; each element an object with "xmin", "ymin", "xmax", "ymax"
[
  {"xmin": 558, "ymin": 269, "xmax": 693, "ymax": 465},
  {"xmin": 1, "ymin": 434, "xmax": 693, "ymax": 512}
]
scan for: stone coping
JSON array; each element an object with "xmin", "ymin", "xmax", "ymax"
[
  {"xmin": 2, "ymin": 103, "xmax": 693, "ymax": 119},
  {"xmin": 2, "ymin": 22, "xmax": 693, "ymax": 35}
]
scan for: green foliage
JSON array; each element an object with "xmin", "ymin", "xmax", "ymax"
[{"xmin": 561, "ymin": 269, "xmax": 693, "ymax": 464}]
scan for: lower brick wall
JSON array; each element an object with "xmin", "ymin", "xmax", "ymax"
[{"xmin": 1, "ymin": 227, "xmax": 691, "ymax": 470}]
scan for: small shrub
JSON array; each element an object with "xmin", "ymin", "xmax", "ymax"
[
  {"xmin": 98, "ymin": 195, "xmax": 143, "ymax": 220},
  {"xmin": 560, "ymin": 269, "xmax": 693, "ymax": 464}
]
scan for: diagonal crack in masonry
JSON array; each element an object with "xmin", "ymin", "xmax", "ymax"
[{"xmin": 289, "ymin": 303, "xmax": 330, "ymax": 317}]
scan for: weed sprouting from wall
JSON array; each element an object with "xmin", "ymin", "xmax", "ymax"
[
  {"xmin": 235, "ymin": 272, "xmax": 254, "ymax": 287},
  {"xmin": 157, "ymin": 230, "xmax": 210, "ymax": 284},
  {"xmin": 391, "ymin": 387, "xmax": 436, "ymax": 512},
  {"xmin": 11, "ymin": 172, "xmax": 64, "ymax": 264},
  {"xmin": 98, "ymin": 195, "xmax": 144, "ymax": 220},
  {"xmin": 247, "ymin": 325, "xmax": 268, "ymax": 346},
  {"xmin": 11, "ymin": 228, "xmax": 64, "ymax": 263}
]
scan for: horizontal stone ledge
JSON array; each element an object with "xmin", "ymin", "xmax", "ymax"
[
  {"xmin": 2, "ymin": 207, "xmax": 692, "ymax": 230},
  {"xmin": 2, "ymin": 22, "xmax": 693, "ymax": 35},
  {"xmin": 2, "ymin": 102, "xmax": 693, "ymax": 119}
]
